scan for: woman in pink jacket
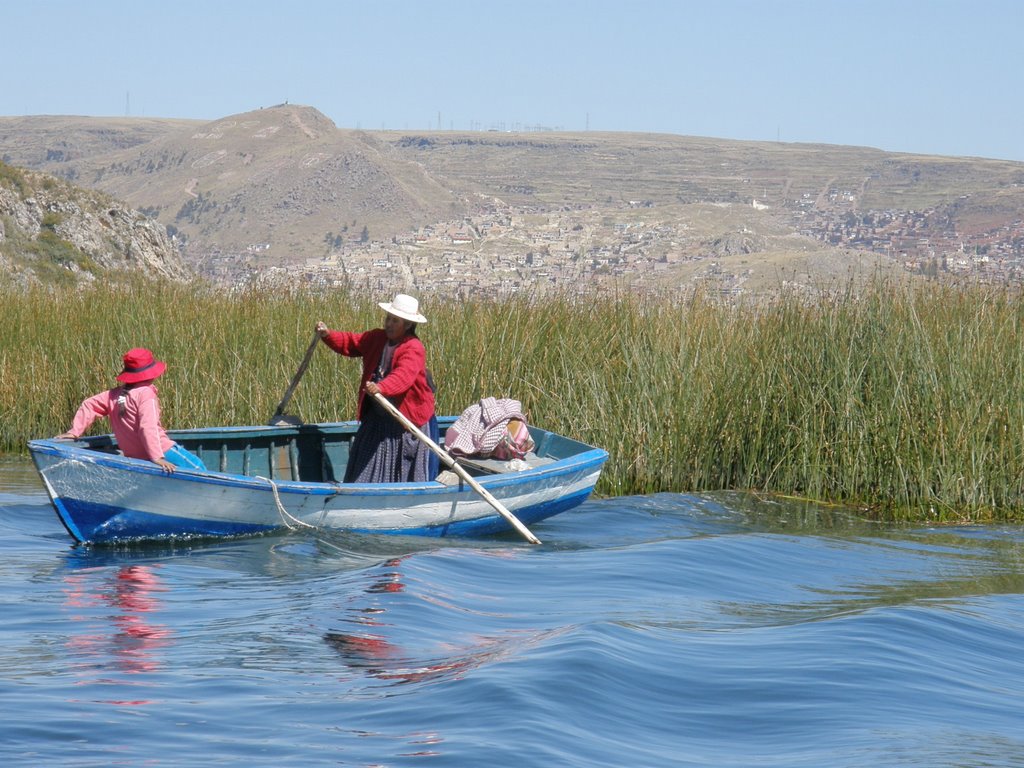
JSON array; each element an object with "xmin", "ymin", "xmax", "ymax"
[{"xmin": 56, "ymin": 348, "xmax": 205, "ymax": 474}]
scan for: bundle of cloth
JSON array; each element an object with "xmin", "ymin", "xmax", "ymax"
[{"xmin": 444, "ymin": 397, "xmax": 535, "ymax": 461}]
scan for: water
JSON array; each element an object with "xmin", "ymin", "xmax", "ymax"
[{"xmin": 2, "ymin": 458, "xmax": 1024, "ymax": 767}]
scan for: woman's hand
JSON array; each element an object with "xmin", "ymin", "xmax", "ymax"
[
  {"xmin": 315, "ymin": 321, "xmax": 328, "ymax": 338},
  {"xmin": 364, "ymin": 381, "xmax": 381, "ymax": 396},
  {"xmin": 155, "ymin": 458, "xmax": 176, "ymax": 474}
]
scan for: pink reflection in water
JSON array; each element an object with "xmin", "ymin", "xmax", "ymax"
[{"xmin": 63, "ymin": 564, "xmax": 173, "ymax": 694}]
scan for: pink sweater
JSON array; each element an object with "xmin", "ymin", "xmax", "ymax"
[{"xmin": 66, "ymin": 384, "xmax": 175, "ymax": 461}]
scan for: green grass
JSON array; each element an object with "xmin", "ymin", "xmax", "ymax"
[
  {"xmin": 2, "ymin": 278, "xmax": 1022, "ymax": 521},
  {"xmin": 0, "ymin": 160, "xmax": 30, "ymax": 196}
]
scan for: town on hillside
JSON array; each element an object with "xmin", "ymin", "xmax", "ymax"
[{"xmin": 195, "ymin": 190, "xmax": 1024, "ymax": 299}]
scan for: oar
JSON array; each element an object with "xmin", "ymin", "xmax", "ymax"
[
  {"xmin": 371, "ymin": 392, "xmax": 542, "ymax": 544},
  {"xmin": 269, "ymin": 331, "xmax": 321, "ymax": 425}
]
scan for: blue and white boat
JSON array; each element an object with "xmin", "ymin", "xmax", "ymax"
[{"xmin": 28, "ymin": 418, "xmax": 607, "ymax": 544}]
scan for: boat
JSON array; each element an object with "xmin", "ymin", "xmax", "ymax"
[{"xmin": 28, "ymin": 417, "xmax": 608, "ymax": 544}]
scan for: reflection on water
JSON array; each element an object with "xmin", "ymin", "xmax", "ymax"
[
  {"xmin": 324, "ymin": 557, "xmax": 424, "ymax": 681},
  {"xmin": 325, "ymin": 556, "xmax": 565, "ymax": 690},
  {"xmin": 62, "ymin": 564, "xmax": 172, "ymax": 697}
]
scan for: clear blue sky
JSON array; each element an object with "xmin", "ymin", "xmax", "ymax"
[{"xmin": 4, "ymin": 0, "xmax": 1022, "ymax": 162}]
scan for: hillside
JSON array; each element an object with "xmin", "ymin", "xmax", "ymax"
[
  {"xmin": 0, "ymin": 114, "xmax": 199, "ymax": 168},
  {"xmin": 0, "ymin": 161, "xmax": 190, "ymax": 288},
  {"xmin": 2, "ymin": 106, "xmax": 460, "ymax": 276},
  {"xmin": 3, "ymin": 105, "xmax": 1024, "ymax": 297}
]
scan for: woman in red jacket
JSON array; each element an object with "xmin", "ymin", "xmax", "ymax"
[{"xmin": 315, "ymin": 293, "xmax": 437, "ymax": 483}]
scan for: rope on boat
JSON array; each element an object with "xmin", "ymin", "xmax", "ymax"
[{"xmin": 256, "ymin": 475, "xmax": 316, "ymax": 531}]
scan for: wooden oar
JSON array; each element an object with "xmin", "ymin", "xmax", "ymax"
[
  {"xmin": 371, "ymin": 392, "xmax": 542, "ymax": 544},
  {"xmin": 269, "ymin": 331, "xmax": 321, "ymax": 425}
]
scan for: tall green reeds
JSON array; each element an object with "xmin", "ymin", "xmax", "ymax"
[{"xmin": 2, "ymin": 277, "xmax": 1022, "ymax": 520}]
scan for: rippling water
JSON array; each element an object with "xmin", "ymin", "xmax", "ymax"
[{"xmin": 2, "ymin": 457, "xmax": 1024, "ymax": 767}]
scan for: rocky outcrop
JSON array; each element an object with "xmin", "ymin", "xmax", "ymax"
[
  {"xmin": 709, "ymin": 231, "xmax": 768, "ymax": 256},
  {"xmin": 0, "ymin": 163, "xmax": 191, "ymax": 286}
]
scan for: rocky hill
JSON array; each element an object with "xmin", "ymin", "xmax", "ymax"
[
  {"xmin": 1, "ymin": 105, "xmax": 459, "ymax": 276},
  {"xmin": 3, "ymin": 104, "xmax": 1024, "ymax": 297},
  {"xmin": 0, "ymin": 162, "xmax": 190, "ymax": 287}
]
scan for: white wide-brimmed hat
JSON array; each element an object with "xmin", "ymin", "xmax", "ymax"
[{"xmin": 379, "ymin": 293, "xmax": 427, "ymax": 324}]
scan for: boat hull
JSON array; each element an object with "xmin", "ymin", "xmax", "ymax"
[{"xmin": 29, "ymin": 420, "xmax": 607, "ymax": 544}]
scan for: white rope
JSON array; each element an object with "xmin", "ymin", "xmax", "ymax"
[{"xmin": 256, "ymin": 475, "xmax": 316, "ymax": 530}]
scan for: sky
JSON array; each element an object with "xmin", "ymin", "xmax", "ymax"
[{"xmin": 3, "ymin": 0, "xmax": 1023, "ymax": 162}]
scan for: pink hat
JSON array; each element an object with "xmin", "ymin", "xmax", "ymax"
[{"xmin": 116, "ymin": 348, "xmax": 166, "ymax": 384}]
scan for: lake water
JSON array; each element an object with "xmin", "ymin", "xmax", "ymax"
[{"xmin": 2, "ymin": 457, "xmax": 1024, "ymax": 767}]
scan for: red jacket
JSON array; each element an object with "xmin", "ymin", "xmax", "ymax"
[{"xmin": 321, "ymin": 328, "xmax": 435, "ymax": 427}]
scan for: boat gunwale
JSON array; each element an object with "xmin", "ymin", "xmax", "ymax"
[{"xmin": 27, "ymin": 423, "xmax": 608, "ymax": 498}]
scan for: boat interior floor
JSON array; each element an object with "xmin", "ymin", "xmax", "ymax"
[{"xmin": 453, "ymin": 452, "xmax": 556, "ymax": 476}]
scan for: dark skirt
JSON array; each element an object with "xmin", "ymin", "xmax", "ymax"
[{"xmin": 344, "ymin": 399, "xmax": 433, "ymax": 483}]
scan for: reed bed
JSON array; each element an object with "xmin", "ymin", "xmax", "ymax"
[{"xmin": 2, "ymin": 278, "xmax": 1022, "ymax": 521}]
